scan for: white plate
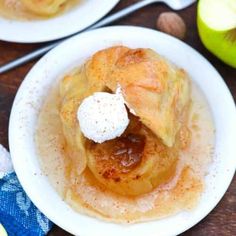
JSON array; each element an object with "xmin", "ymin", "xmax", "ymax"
[
  {"xmin": 9, "ymin": 26, "xmax": 236, "ymax": 236},
  {"xmin": 0, "ymin": 0, "xmax": 119, "ymax": 43}
]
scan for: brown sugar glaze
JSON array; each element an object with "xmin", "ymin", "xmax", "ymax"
[
  {"xmin": 35, "ymin": 81, "xmax": 215, "ymax": 223},
  {"xmin": 86, "ymin": 116, "xmax": 146, "ymax": 178},
  {"xmin": 90, "ymin": 134, "xmax": 145, "ymax": 178},
  {"xmin": 108, "ymin": 133, "xmax": 145, "ymax": 171}
]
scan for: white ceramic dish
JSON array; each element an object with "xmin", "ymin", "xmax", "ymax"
[
  {"xmin": 0, "ymin": 0, "xmax": 119, "ymax": 43},
  {"xmin": 9, "ymin": 26, "xmax": 236, "ymax": 236}
]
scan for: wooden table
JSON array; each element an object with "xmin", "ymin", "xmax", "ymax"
[{"xmin": 0, "ymin": 1, "xmax": 235, "ymax": 235}]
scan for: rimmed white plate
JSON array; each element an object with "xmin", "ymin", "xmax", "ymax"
[
  {"xmin": 0, "ymin": 0, "xmax": 119, "ymax": 43},
  {"xmin": 9, "ymin": 26, "xmax": 236, "ymax": 236}
]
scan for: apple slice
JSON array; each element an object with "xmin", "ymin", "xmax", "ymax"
[{"xmin": 197, "ymin": 0, "xmax": 236, "ymax": 68}]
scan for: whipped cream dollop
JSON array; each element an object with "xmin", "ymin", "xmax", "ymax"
[
  {"xmin": 77, "ymin": 89, "xmax": 130, "ymax": 143},
  {"xmin": 116, "ymin": 85, "xmax": 136, "ymax": 115}
]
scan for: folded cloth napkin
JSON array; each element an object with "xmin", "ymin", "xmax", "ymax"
[{"xmin": 0, "ymin": 144, "xmax": 53, "ymax": 236}]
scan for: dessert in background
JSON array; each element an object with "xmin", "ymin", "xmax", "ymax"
[
  {"xmin": 0, "ymin": 0, "xmax": 79, "ymax": 20},
  {"xmin": 21, "ymin": 0, "xmax": 68, "ymax": 16}
]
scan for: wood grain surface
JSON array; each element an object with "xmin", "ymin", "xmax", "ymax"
[{"xmin": 0, "ymin": 0, "xmax": 235, "ymax": 235}]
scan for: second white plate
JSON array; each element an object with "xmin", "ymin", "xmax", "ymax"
[{"xmin": 0, "ymin": 0, "xmax": 119, "ymax": 43}]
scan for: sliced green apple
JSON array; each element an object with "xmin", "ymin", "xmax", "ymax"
[{"xmin": 197, "ymin": 0, "xmax": 236, "ymax": 68}]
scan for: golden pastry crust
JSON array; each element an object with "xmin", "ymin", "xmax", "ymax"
[
  {"xmin": 59, "ymin": 46, "xmax": 191, "ymax": 196},
  {"xmin": 87, "ymin": 47, "xmax": 190, "ymax": 147}
]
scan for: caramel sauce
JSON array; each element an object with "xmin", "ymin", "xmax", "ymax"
[
  {"xmin": 89, "ymin": 131, "xmax": 146, "ymax": 175},
  {"xmin": 94, "ymin": 133, "xmax": 146, "ymax": 181},
  {"xmin": 111, "ymin": 134, "xmax": 145, "ymax": 170},
  {"xmin": 86, "ymin": 115, "xmax": 147, "ymax": 180}
]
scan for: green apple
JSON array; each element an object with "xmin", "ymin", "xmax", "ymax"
[{"xmin": 197, "ymin": 0, "xmax": 236, "ymax": 68}]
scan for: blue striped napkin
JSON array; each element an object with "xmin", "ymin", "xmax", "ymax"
[{"xmin": 0, "ymin": 144, "xmax": 53, "ymax": 236}]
